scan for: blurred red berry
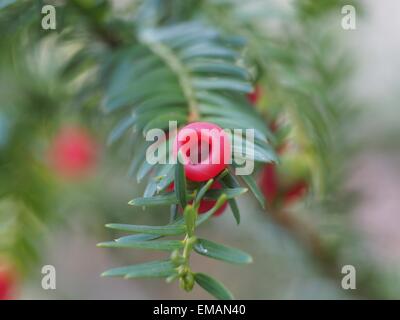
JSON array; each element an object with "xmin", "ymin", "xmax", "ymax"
[
  {"xmin": 0, "ymin": 262, "xmax": 17, "ymax": 300},
  {"xmin": 167, "ymin": 181, "xmax": 228, "ymax": 216},
  {"xmin": 259, "ymin": 164, "xmax": 308, "ymax": 207},
  {"xmin": 48, "ymin": 126, "xmax": 98, "ymax": 180},
  {"xmin": 167, "ymin": 183, "xmax": 174, "ymax": 192},
  {"xmin": 247, "ymin": 85, "xmax": 261, "ymax": 104},
  {"xmin": 259, "ymin": 164, "xmax": 278, "ymax": 203},
  {"xmin": 283, "ymin": 180, "xmax": 308, "ymax": 205},
  {"xmin": 173, "ymin": 122, "xmax": 231, "ymax": 182}
]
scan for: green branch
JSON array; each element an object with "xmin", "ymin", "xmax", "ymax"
[
  {"xmin": 141, "ymin": 38, "xmax": 199, "ymax": 121},
  {"xmin": 69, "ymin": 0, "xmax": 122, "ymax": 48}
]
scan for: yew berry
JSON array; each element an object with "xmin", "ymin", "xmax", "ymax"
[
  {"xmin": 283, "ymin": 180, "xmax": 308, "ymax": 205},
  {"xmin": 48, "ymin": 126, "xmax": 98, "ymax": 180},
  {"xmin": 247, "ymin": 85, "xmax": 261, "ymax": 104},
  {"xmin": 259, "ymin": 164, "xmax": 278, "ymax": 203},
  {"xmin": 259, "ymin": 163, "xmax": 308, "ymax": 207},
  {"xmin": 173, "ymin": 122, "xmax": 231, "ymax": 182},
  {"xmin": 167, "ymin": 181, "xmax": 228, "ymax": 216},
  {"xmin": 0, "ymin": 261, "xmax": 17, "ymax": 300}
]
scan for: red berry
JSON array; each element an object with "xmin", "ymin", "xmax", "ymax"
[
  {"xmin": 173, "ymin": 122, "xmax": 231, "ymax": 182},
  {"xmin": 167, "ymin": 181, "xmax": 228, "ymax": 216},
  {"xmin": 283, "ymin": 180, "xmax": 308, "ymax": 205},
  {"xmin": 247, "ymin": 85, "xmax": 261, "ymax": 104},
  {"xmin": 259, "ymin": 164, "xmax": 278, "ymax": 203},
  {"xmin": 166, "ymin": 183, "xmax": 175, "ymax": 192},
  {"xmin": 0, "ymin": 262, "xmax": 17, "ymax": 300},
  {"xmin": 259, "ymin": 164, "xmax": 308, "ymax": 207},
  {"xmin": 48, "ymin": 126, "xmax": 98, "ymax": 180}
]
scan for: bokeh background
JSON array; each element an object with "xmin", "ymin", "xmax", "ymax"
[{"xmin": 1, "ymin": 0, "xmax": 400, "ymax": 299}]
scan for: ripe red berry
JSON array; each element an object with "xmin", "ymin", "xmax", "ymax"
[
  {"xmin": 247, "ymin": 85, "xmax": 261, "ymax": 104},
  {"xmin": 48, "ymin": 126, "xmax": 98, "ymax": 180},
  {"xmin": 173, "ymin": 122, "xmax": 231, "ymax": 182},
  {"xmin": 167, "ymin": 181, "xmax": 228, "ymax": 216},
  {"xmin": 0, "ymin": 261, "xmax": 17, "ymax": 300}
]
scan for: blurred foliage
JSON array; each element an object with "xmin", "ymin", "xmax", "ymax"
[
  {"xmin": 0, "ymin": 40, "xmax": 59, "ymax": 272},
  {"xmin": 0, "ymin": 0, "xmax": 398, "ymax": 299}
]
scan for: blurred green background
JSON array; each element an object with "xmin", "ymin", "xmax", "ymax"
[{"xmin": 1, "ymin": 0, "xmax": 400, "ymax": 299}]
